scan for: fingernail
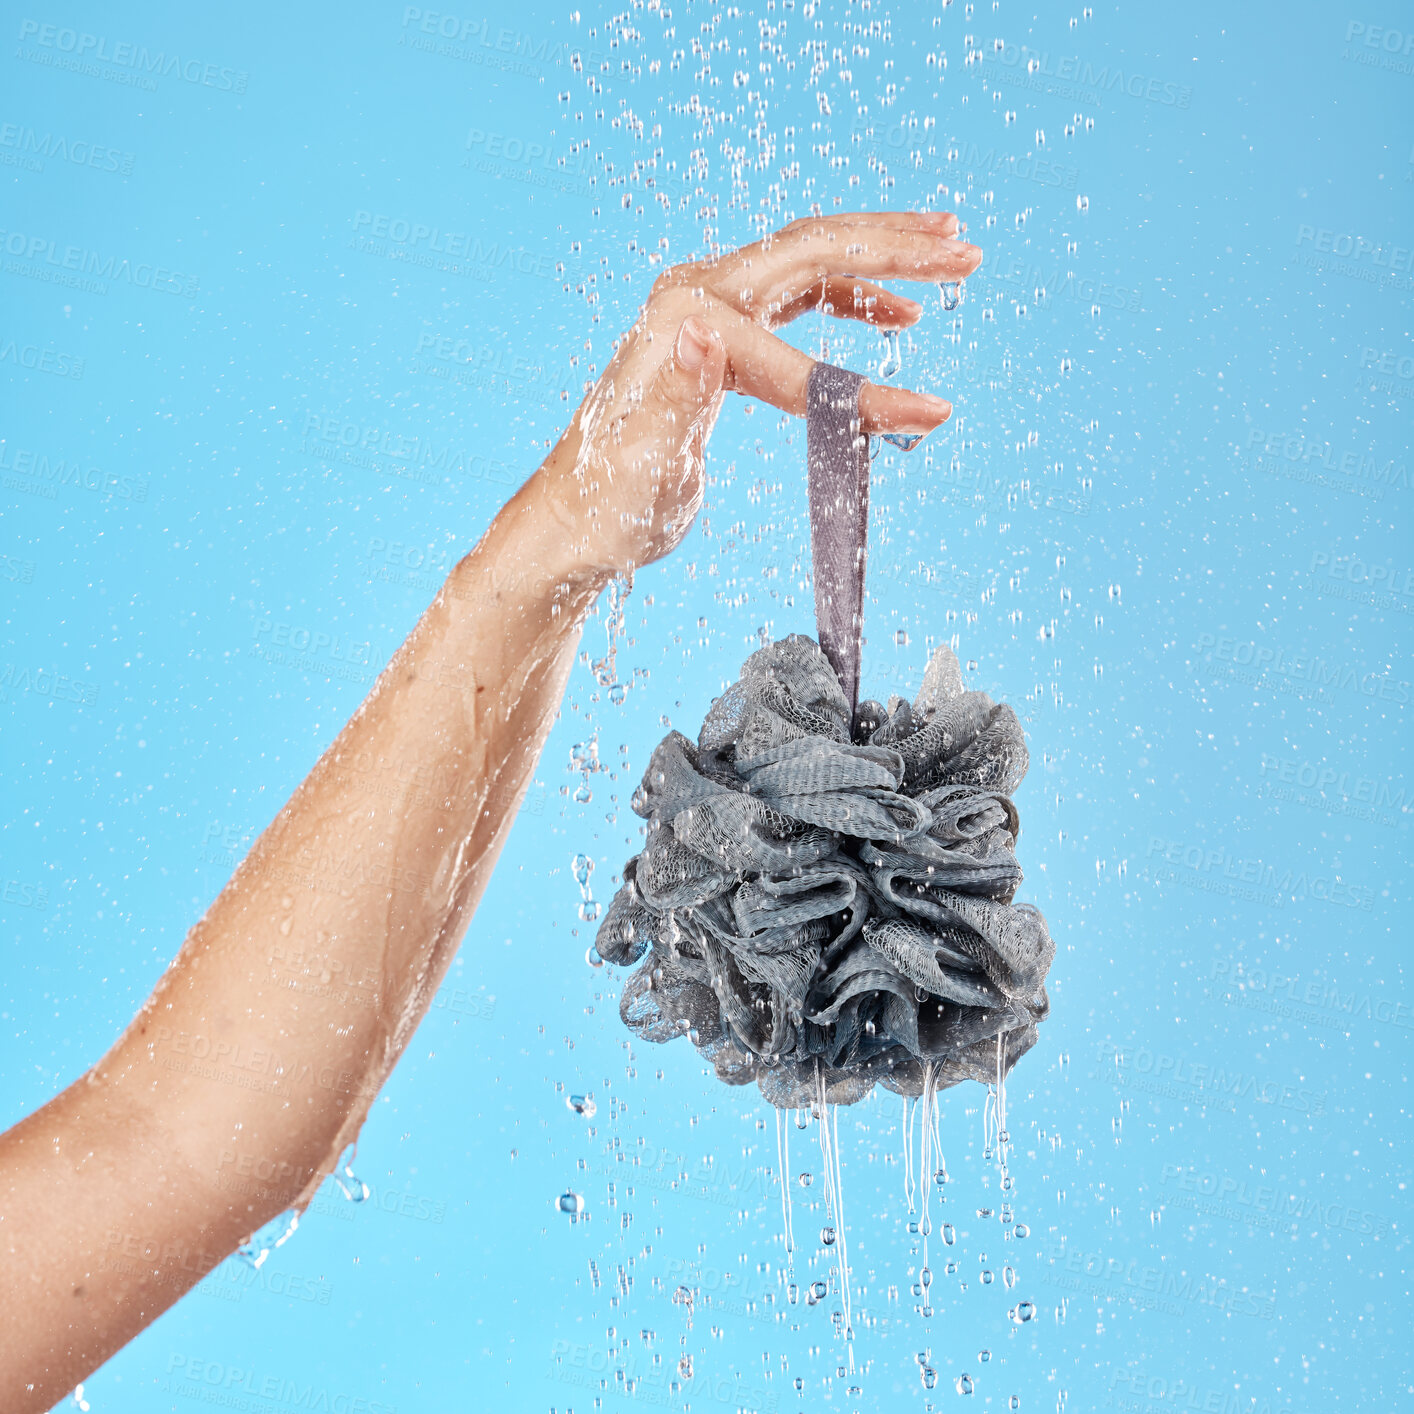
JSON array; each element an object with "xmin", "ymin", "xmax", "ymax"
[
  {"xmin": 676, "ymin": 317, "xmax": 711, "ymax": 370},
  {"xmin": 895, "ymin": 294, "xmax": 923, "ymax": 314},
  {"xmin": 920, "ymin": 394, "xmax": 952, "ymax": 416}
]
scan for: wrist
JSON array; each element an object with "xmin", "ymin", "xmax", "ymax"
[{"xmin": 450, "ymin": 463, "xmax": 613, "ymax": 620}]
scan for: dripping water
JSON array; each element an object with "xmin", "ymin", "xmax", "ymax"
[{"xmin": 814, "ymin": 1061, "xmax": 854, "ymax": 1372}]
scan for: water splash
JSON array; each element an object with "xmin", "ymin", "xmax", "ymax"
[
  {"xmin": 237, "ymin": 1208, "xmax": 301, "ymax": 1270},
  {"xmin": 814, "ymin": 1061, "xmax": 855, "ymax": 1371},
  {"xmin": 774, "ymin": 1106, "xmax": 796, "ymax": 1269},
  {"xmin": 334, "ymin": 1160, "xmax": 369, "ymax": 1204},
  {"xmin": 572, "ymin": 851, "xmax": 599, "ymax": 923},
  {"xmin": 591, "ymin": 571, "xmax": 633, "ymax": 705},
  {"xmin": 876, "ymin": 328, "xmax": 901, "ymax": 379},
  {"xmin": 870, "ymin": 328, "xmax": 927, "ymax": 451}
]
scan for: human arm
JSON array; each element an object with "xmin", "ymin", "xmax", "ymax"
[{"xmin": 0, "ymin": 211, "xmax": 980, "ymax": 1408}]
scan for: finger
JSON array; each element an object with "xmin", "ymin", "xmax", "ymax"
[
  {"xmin": 746, "ymin": 210, "xmax": 961, "ymax": 255},
  {"xmin": 770, "ymin": 222, "xmax": 981, "ymax": 291},
  {"xmin": 859, "ymin": 382, "xmax": 951, "ymax": 434},
  {"xmin": 771, "ymin": 277, "xmax": 924, "ymax": 331},
  {"xmin": 709, "ymin": 212, "xmax": 972, "ymax": 316},
  {"xmin": 703, "ymin": 299, "xmax": 951, "ymax": 434},
  {"xmin": 734, "ymin": 229, "xmax": 982, "ymax": 322},
  {"xmin": 718, "ymin": 214, "xmax": 972, "ymax": 304},
  {"xmin": 627, "ymin": 315, "xmax": 728, "ymax": 451}
]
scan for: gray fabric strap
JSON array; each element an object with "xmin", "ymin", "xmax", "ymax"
[{"xmin": 807, "ymin": 361, "xmax": 870, "ymax": 719}]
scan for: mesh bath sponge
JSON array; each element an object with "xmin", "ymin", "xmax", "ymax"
[
  {"xmin": 593, "ymin": 364, "xmax": 1053, "ymax": 1108},
  {"xmin": 595, "ymin": 635, "xmax": 1052, "ymax": 1108}
]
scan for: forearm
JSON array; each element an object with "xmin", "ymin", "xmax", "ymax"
[
  {"xmin": 131, "ymin": 466, "xmax": 608, "ymax": 1197},
  {"xmin": 0, "ymin": 459, "xmax": 609, "ymax": 1403}
]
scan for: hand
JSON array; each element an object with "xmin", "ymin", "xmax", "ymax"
[{"xmin": 536, "ymin": 211, "xmax": 982, "ymax": 578}]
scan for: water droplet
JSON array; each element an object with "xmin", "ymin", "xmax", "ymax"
[
  {"xmin": 672, "ymin": 1284, "xmax": 694, "ymax": 1308},
  {"xmin": 578, "ymin": 899, "xmax": 601, "ymax": 922},
  {"xmin": 980, "ymin": 1349, "xmax": 992, "ymax": 1362},
  {"xmin": 957, "ymin": 1373, "xmax": 975, "ymax": 1395},
  {"xmin": 558, "ymin": 1190, "xmax": 585, "ymax": 1216},
  {"xmin": 877, "ymin": 328, "xmax": 901, "ymax": 379},
  {"xmin": 678, "ymin": 1354, "xmax": 694, "ymax": 1379},
  {"xmin": 798, "ymin": 1172, "xmax": 813, "ymax": 1188},
  {"xmin": 921, "ymin": 1366, "xmax": 938, "ymax": 1390},
  {"xmin": 1015, "ymin": 1223, "xmax": 1030, "ymax": 1239},
  {"xmin": 939, "ymin": 281, "xmax": 962, "ymax": 312},
  {"xmin": 336, "ymin": 1164, "xmax": 369, "ymax": 1203},
  {"xmin": 585, "ymin": 946, "xmax": 603, "ymax": 969},
  {"xmin": 1013, "ymin": 1299, "xmax": 1036, "ymax": 1323},
  {"xmin": 981, "ymin": 1269, "xmax": 995, "ymax": 1284},
  {"xmin": 1076, "ymin": 194, "xmax": 1089, "ymax": 212},
  {"xmin": 942, "ymin": 1223, "xmax": 956, "ymax": 1245},
  {"xmin": 934, "ymin": 1167, "xmax": 948, "ymax": 1186},
  {"xmin": 820, "ymin": 1226, "xmax": 836, "ymax": 1246},
  {"xmin": 809, "ymin": 1279, "xmax": 828, "ymax": 1303},
  {"xmin": 567, "ymin": 1093, "xmax": 597, "ymax": 1118}
]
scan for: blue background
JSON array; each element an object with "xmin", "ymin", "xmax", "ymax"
[{"xmin": 2, "ymin": 1, "xmax": 1409, "ymax": 1411}]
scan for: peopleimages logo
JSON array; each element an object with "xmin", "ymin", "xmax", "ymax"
[
  {"xmin": 1209, "ymin": 958, "xmax": 1412, "ymax": 1034},
  {"xmin": 1295, "ymin": 224, "xmax": 1413, "ymax": 270},
  {"xmin": 1258, "ymin": 751, "xmax": 1409, "ymax": 829},
  {"xmin": 1145, "ymin": 835, "xmax": 1375, "ymax": 912},
  {"xmin": 0, "ymin": 442, "xmax": 146, "ymax": 498},
  {"xmin": 1293, "ymin": 224, "xmax": 1413, "ymax": 291},
  {"xmin": 300, "ymin": 410, "xmax": 520, "ymax": 487},
  {"xmin": 849, "ymin": 120, "xmax": 1080, "ymax": 191},
  {"xmin": 1195, "ymin": 632, "xmax": 1411, "ymax": 705},
  {"xmin": 1160, "ymin": 1165, "xmax": 1392, "ymax": 1240},
  {"xmin": 1242, "ymin": 428, "xmax": 1409, "ymax": 493},
  {"xmin": 397, "ymin": 7, "xmax": 609, "ymax": 76},
  {"xmin": 1106, "ymin": 1367, "xmax": 1294, "ymax": 1414},
  {"xmin": 0, "ymin": 337, "xmax": 85, "ymax": 379},
  {"xmin": 0, "ymin": 120, "xmax": 135, "ymax": 175},
  {"xmin": 163, "ymin": 1354, "xmax": 393, "ymax": 1410},
  {"xmin": 982, "ymin": 43, "xmax": 1192, "ymax": 108},
  {"xmin": 0, "ymin": 226, "xmax": 198, "ymax": 297},
  {"xmin": 1092, "ymin": 1039, "xmax": 1327, "ymax": 1118},
  {"xmin": 1044, "ymin": 1239, "xmax": 1275, "ymax": 1319},
  {"xmin": 15, "ymin": 20, "xmax": 249, "ymax": 93}
]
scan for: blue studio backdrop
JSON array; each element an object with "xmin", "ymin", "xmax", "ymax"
[{"xmin": 1, "ymin": 1, "xmax": 1409, "ymax": 1411}]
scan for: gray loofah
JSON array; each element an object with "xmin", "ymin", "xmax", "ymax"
[{"xmin": 596, "ymin": 634, "xmax": 1053, "ymax": 1109}]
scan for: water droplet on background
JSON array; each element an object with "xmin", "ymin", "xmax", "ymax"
[{"xmin": 877, "ymin": 328, "xmax": 901, "ymax": 379}]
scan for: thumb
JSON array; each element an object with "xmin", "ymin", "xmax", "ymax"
[{"xmin": 636, "ymin": 315, "xmax": 727, "ymax": 447}]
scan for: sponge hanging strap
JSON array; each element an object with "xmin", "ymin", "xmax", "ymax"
[{"xmin": 806, "ymin": 360, "xmax": 871, "ymax": 720}]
